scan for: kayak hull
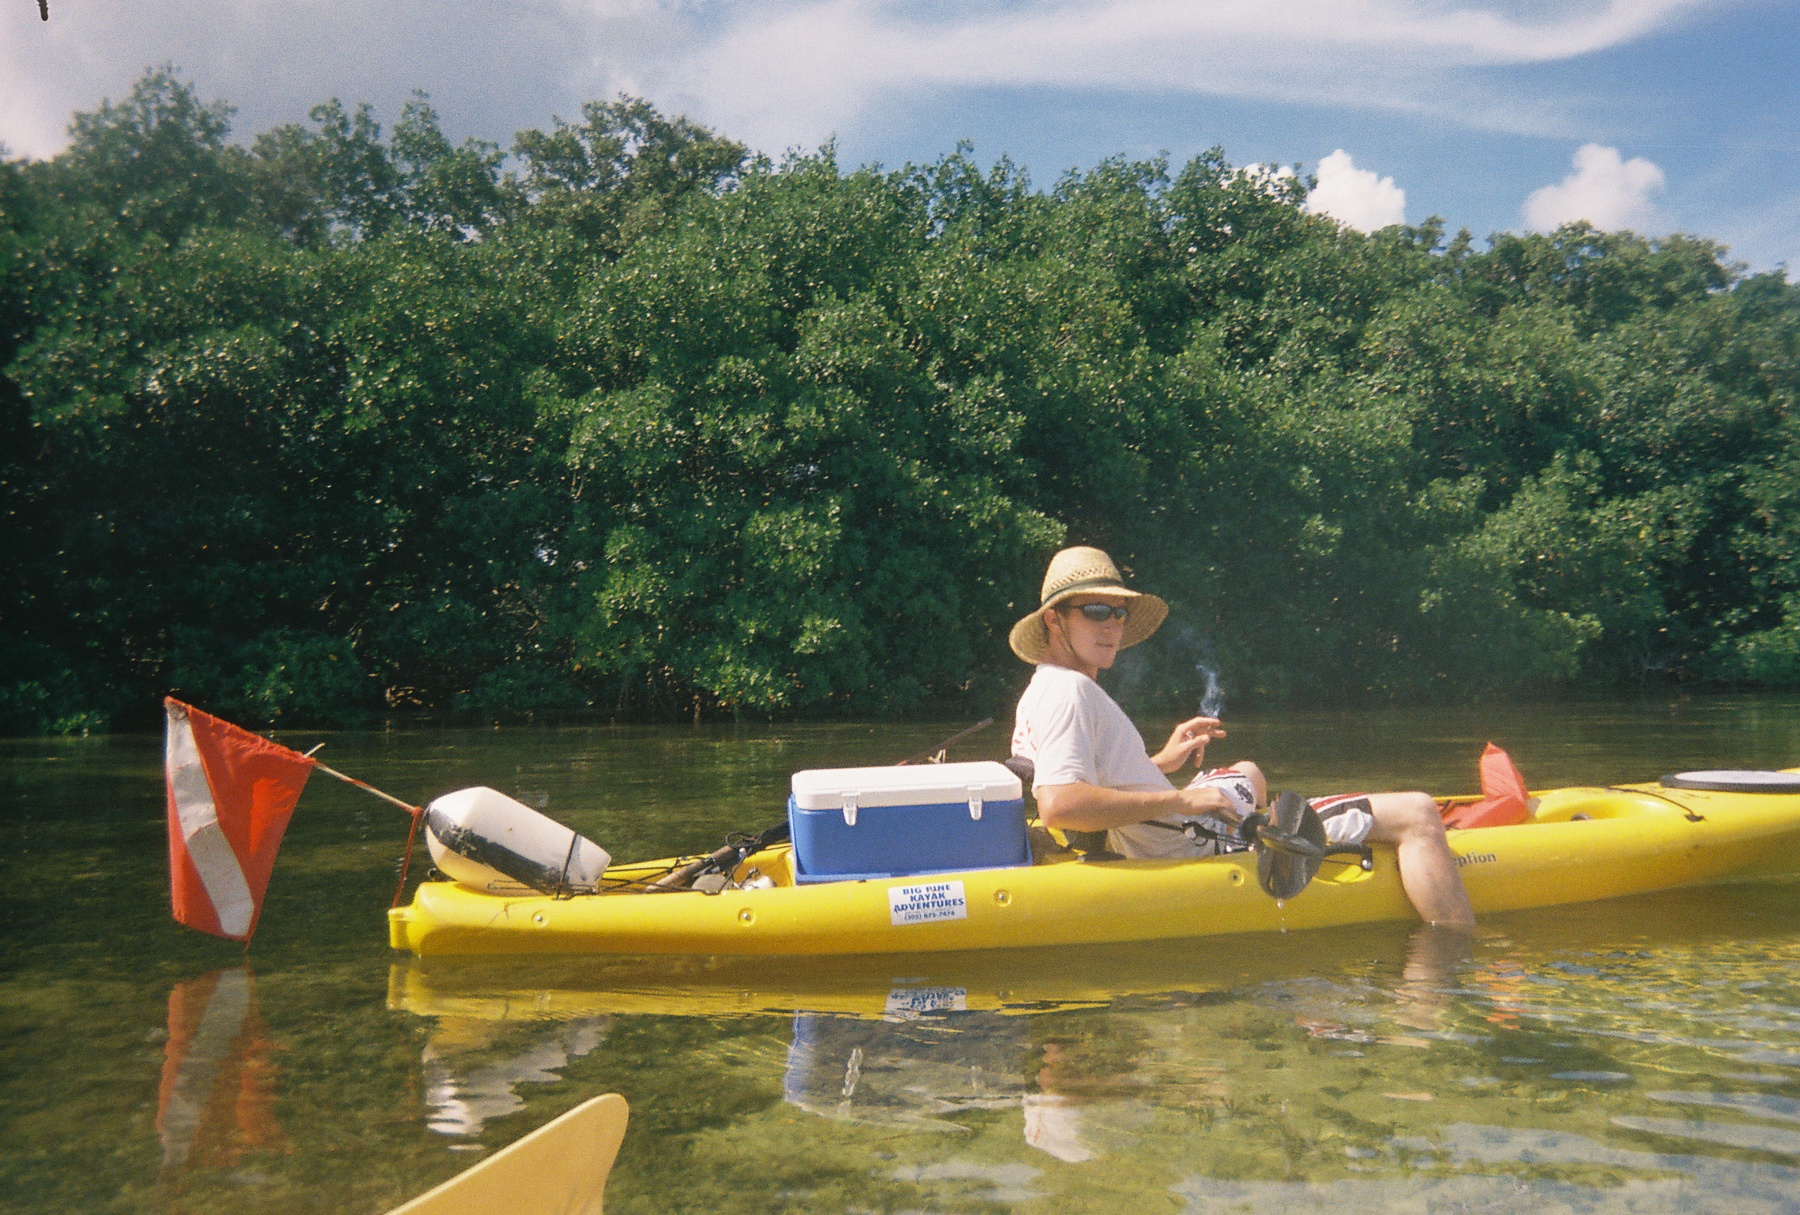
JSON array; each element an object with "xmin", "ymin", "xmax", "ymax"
[{"xmin": 387, "ymin": 781, "xmax": 1800, "ymax": 958}]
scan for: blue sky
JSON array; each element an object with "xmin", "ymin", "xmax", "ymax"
[{"xmin": 3, "ymin": 0, "xmax": 1794, "ymax": 274}]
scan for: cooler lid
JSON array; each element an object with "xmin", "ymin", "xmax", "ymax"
[{"xmin": 791, "ymin": 761, "xmax": 1022, "ymax": 810}]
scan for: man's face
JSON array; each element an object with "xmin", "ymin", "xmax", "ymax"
[{"xmin": 1045, "ymin": 594, "xmax": 1131, "ymax": 672}]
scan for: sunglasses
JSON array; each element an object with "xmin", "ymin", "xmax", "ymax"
[{"xmin": 1063, "ymin": 603, "xmax": 1130, "ymax": 623}]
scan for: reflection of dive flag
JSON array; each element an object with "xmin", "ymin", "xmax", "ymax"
[
  {"xmin": 164, "ymin": 698, "xmax": 315, "ymax": 941},
  {"xmin": 157, "ymin": 968, "xmax": 287, "ymax": 1169}
]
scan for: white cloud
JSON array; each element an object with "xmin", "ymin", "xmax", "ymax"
[
  {"xmin": 1239, "ymin": 162, "xmax": 1299, "ymax": 194},
  {"xmin": 0, "ymin": 0, "xmax": 659, "ymax": 160},
  {"xmin": 0, "ymin": 0, "xmax": 1725, "ymax": 160},
  {"xmin": 658, "ymin": 0, "xmax": 1719, "ymax": 153},
  {"xmin": 1303, "ymin": 150, "xmax": 1406, "ymax": 232},
  {"xmin": 1523, "ymin": 143, "xmax": 1666, "ymax": 231}
]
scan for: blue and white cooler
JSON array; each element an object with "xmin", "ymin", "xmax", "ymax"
[{"xmin": 788, "ymin": 761, "xmax": 1029, "ymax": 883}]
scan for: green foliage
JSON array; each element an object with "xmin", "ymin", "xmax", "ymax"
[
  {"xmin": 164, "ymin": 626, "xmax": 374, "ymax": 726},
  {"xmin": 558, "ymin": 154, "xmax": 1064, "ymax": 715},
  {"xmin": 248, "ymin": 93, "xmax": 513, "ymax": 246},
  {"xmin": 2, "ymin": 68, "xmax": 1797, "ymax": 733},
  {"xmin": 513, "ymin": 96, "xmax": 746, "ymax": 255},
  {"xmin": 58, "ymin": 66, "xmax": 248, "ymax": 242}
]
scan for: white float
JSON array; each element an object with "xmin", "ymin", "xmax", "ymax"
[{"xmin": 423, "ymin": 787, "xmax": 610, "ymax": 893}]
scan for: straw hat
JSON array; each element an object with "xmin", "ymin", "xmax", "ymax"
[{"xmin": 1008, "ymin": 546, "xmax": 1168, "ymax": 664}]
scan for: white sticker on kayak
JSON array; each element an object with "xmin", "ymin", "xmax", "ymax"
[
  {"xmin": 885, "ymin": 986, "xmax": 968, "ymax": 1020},
  {"xmin": 888, "ymin": 880, "xmax": 967, "ymax": 926}
]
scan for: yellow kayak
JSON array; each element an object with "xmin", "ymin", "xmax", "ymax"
[
  {"xmin": 384, "ymin": 1093, "xmax": 627, "ymax": 1215},
  {"xmin": 388, "ymin": 778, "xmax": 1800, "ymax": 958}
]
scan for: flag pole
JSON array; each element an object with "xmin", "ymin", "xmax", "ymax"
[
  {"xmin": 308, "ymin": 760, "xmax": 421, "ymax": 816},
  {"xmin": 301, "ymin": 757, "xmax": 429, "ymax": 906}
]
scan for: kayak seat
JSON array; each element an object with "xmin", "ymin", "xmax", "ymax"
[
  {"xmin": 1013, "ymin": 758, "xmax": 1120, "ymax": 860},
  {"xmin": 1530, "ymin": 788, "xmax": 1679, "ymax": 823},
  {"xmin": 1028, "ymin": 823, "xmax": 1117, "ymax": 863}
]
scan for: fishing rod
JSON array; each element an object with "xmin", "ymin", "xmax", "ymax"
[{"xmin": 896, "ymin": 718, "xmax": 994, "ymax": 766}]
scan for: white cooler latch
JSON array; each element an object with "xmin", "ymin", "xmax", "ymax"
[
  {"xmin": 841, "ymin": 792, "xmax": 859, "ymax": 827},
  {"xmin": 967, "ymin": 787, "xmax": 984, "ymax": 821}
]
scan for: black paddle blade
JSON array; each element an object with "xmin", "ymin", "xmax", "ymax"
[{"xmin": 1255, "ymin": 791, "xmax": 1327, "ymax": 900}]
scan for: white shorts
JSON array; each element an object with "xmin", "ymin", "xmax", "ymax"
[{"xmin": 1174, "ymin": 768, "xmax": 1375, "ymax": 857}]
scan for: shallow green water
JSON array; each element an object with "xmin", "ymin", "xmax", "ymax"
[{"xmin": 4, "ymin": 696, "xmax": 1800, "ymax": 1214}]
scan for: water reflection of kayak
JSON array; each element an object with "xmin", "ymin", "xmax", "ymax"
[
  {"xmin": 388, "ymin": 778, "xmax": 1800, "ymax": 958},
  {"xmin": 386, "ymin": 880, "xmax": 1798, "ymax": 1029},
  {"xmin": 782, "ymin": 1011, "xmax": 1029, "ymax": 1129},
  {"xmin": 388, "ymin": 934, "xmax": 1322, "ymax": 1022}
]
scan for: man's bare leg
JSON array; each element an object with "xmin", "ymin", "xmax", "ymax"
[
  {"xmin": 1224, "ymin": 761, "xmax": 1268, "ymax": 808},
  {"xmin": 1184, "ymin": 761, "xmax": 1268, "ymax": 809},
  {"xmin": 1365, "ymin": 792, "xmax": 1475, "ymax": 929}
]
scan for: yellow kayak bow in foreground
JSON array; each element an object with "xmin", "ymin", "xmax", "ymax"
[
  {"xmin": 388, "ymin": 779, "xmax": 1800, "ymax": 958},
  {"xmin": 385, "ymin": 1092, "xmax": 627, "ymax": 1215}
]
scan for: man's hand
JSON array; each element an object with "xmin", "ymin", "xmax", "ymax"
[
  {"xmin": 1175, "ymin": 779, "xmax": 1245, "ymax": 825},
  {"xmin": 1151, "ymin": 716, "xmax": 1226, "ymax": 774}
]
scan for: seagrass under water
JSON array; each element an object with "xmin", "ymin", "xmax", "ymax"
[{"xmin": 3, "ymin": 694, "xmax": 1799, "ymax": 1214}]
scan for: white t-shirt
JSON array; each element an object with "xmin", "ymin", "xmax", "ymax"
[{"xmin": 1010, "ymin": 664, "xmax": 1198, "ymax": 859}]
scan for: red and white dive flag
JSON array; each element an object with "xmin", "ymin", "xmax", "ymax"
[{"xmin": 164, "ymin": 698, "xmax": 315, "ymax": 941}]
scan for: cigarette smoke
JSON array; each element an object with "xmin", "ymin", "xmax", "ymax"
[{"xmin": 1198, "ymin": 663, "xmax": 1224, "ymax": 718}]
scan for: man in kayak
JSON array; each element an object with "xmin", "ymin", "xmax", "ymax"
[{"xmin": 1009, "ymin": 546, "xmax": 1474, "ymax": 929}]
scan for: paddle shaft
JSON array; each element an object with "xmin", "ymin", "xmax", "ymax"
[{"xmin": 651, "ymin": 841, "xmax": 742, "ymax": 890}]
